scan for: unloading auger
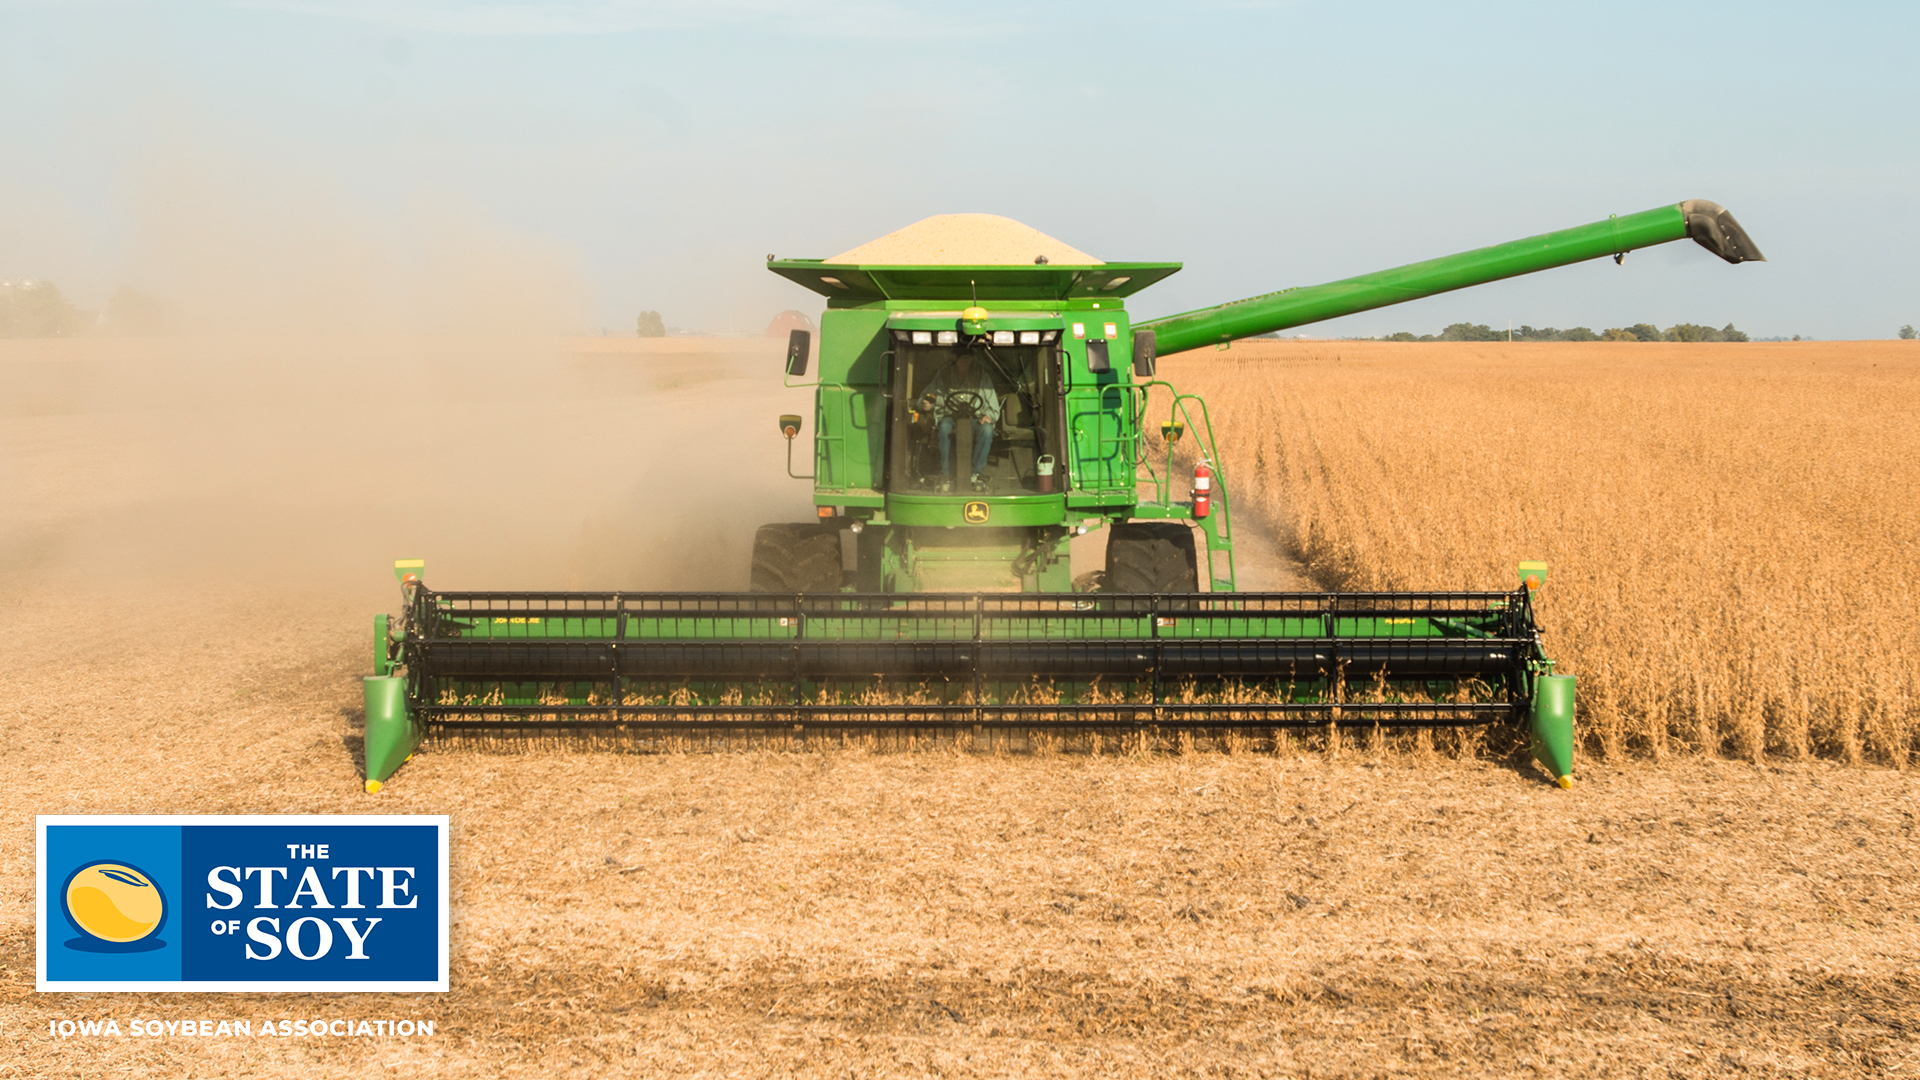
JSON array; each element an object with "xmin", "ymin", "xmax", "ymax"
[{"xmin": 361, "ymin": 201, "xmax": 1762, "ymax": 792}]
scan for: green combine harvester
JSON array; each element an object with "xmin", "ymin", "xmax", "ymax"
[{"xmin": 362, "ymin": 200, "xmax": 1763, "ymax": 792}]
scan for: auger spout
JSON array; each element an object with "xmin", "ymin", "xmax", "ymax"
[{"xmin": 1138, "ymin": 201, "xmax": 1764, "ymax": 355}]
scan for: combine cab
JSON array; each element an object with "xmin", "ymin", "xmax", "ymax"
[{"xmin": 363, "ymin": 202, "xmax": 1762, "ymax": 792}]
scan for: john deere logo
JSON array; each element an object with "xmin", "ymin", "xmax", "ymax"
[
  {"xmin": 63, "ymin": 861, "xmax": 167, "ymax": 950},
  {"xmin": 963, "ymin": 501, "xmax": 989, "ymax": 524}
]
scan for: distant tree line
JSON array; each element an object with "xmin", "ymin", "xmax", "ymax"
[
  {"xmin": 1902, "ymin": 325, "xmax": 1916, "ymax": 340},
  {"xmin": 0, "ymin": 279, "xmax": 90, "ymax": 337},
  {"xmin": 635, "ymin": 310, "xmax": 665, "ymax": 338},
  {"xmin": 1367, "ymin": 321, "xmax": 1751, "ymax": 343},
  {"xmin": 0, "ymin": 280, "xmax": 175, "ymax": 336}
]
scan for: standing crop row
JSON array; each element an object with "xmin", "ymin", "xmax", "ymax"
[{"xmin": 1165, "ymin": 340, "xmax": 1919, "ymax": 766}]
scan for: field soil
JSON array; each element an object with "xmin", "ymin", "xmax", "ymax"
[{"xmin": 4, "ymin": 336, "xmax": 1917, "ymax": 1077}]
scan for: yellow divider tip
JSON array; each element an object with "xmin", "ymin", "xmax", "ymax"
[
  {"xmin": 1557, "ymin": 776, "xmax": 1575, "ymax": 790},
  {"xmin": 365, "ymin": 779, "xmax": 383, "ymax": 794}
]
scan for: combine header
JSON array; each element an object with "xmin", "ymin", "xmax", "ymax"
[{"xmin": 363, "ymin": 201, "xmax": 1762, "ymax": 792}]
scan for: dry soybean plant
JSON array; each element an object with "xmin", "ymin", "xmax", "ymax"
[{"xmin": 1165, "ymin": 339, "xmax": 1920, "ymax": 766}]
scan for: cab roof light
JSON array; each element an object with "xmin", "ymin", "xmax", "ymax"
[
  {"xmin": 991, "ymin": 330, "xmax": 1015, "ymax": 345},
  {"xmin": 911, "ymin": 330, "xmax": 932, "ymax": 345},
  {"xmin": 1018, "ymin": 331, "xmax": 1040, "ymax": 345},
  {"xmin": 1101, "ymin": 276, "xmax": 1132, "ymax": 291},
  {"xmin": 936, "ymin": 330, "xmax": 958, "ymax": 345}
]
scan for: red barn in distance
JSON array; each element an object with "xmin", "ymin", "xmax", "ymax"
[{"xmin": 765, "ymin": 309, "xmax": 816, "ymax": 338}]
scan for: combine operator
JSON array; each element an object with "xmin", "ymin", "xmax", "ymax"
[{"xmin": 919, "ymin": 351, "xmax": 1000, "ymax": 492}]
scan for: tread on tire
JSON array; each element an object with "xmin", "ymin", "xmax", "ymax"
[
  {"xmin": 1103, "ymin": 522, "xmax": 1199, "ymax": 594},
  {"xmin": 749, "ymin": 523, "xmax": 844, "ymax": 593}
]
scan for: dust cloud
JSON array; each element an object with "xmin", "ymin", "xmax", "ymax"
[
  {"xmin": 2, "ymin": 334, "xmax": 821, "ymax": 603},
  {"xmin": 1, "ymin": 335, "xmax": 817, "ymax": 603},
  {"xmin": 0, "ymin": 148, "xmax": 817, "ymax": 604}
]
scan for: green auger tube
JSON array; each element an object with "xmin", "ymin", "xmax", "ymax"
[
  {"xmin": 1530, "ymin": 674, "xmax": 1577, "ymax": 789},
  {"xmin": 1139, "ymin": 200, "xmax": 1764, "ymax": 355},
  {"xmin": 362, "ymin": 673, "xmax": 417, "ymax": 794}
]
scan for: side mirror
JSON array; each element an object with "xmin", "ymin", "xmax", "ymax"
[
  {"xmin": 778, "ymin": 414, "xmax": 802, "ymax": 439},
  {"xmin": 785, "ymin": 329, "xmax": 811, "ymax": 377},
  {"xmin": 1132, "ymin": 329, "xmax": 1156, "ymax": 378}
]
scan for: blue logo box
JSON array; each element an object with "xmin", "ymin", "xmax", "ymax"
[{"xmin": 38, "ymin": 816, "xmax": 448, "ymax": 992}]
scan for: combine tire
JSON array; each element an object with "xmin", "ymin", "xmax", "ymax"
[
  {"xmin": 1104, "ymin": 522, "xmax": 1198, "ymax": 593},
  {"xmin": 750, "ymin": 523, "xmax": 843, "ymax": 593}
]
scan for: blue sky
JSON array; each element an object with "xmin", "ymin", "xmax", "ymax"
[{"xmin": 2, "ymin": 1, "xmax": 1914, "ymax": 338}]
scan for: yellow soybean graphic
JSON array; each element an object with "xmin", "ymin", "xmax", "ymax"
[{"xmin": 65, "ymin": 863, "xmax": 163, "ymax": 942}]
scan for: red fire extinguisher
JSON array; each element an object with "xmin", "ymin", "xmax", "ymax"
[{"xmin": 1192, "ymin": 460, "xmax": 1213, "ymax": 519}]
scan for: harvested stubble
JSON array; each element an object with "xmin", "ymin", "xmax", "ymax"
[
  {"xmin": 6, "ymin": 582, "xmax": 1918, "ymax": 1077},
  {"xmin": 1162, "ymin": 339, "xmax": 1920, "ymax": 766},
  {"xmin": 10, "ymin": 336, "xmax": 1920, "ymax": 1077}
]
